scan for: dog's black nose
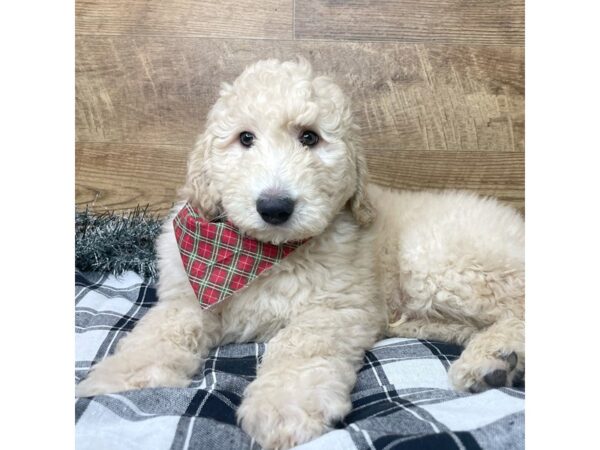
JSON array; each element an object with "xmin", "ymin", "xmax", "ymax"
[{"xmin": 256, "ymin": 196, "xmax": 295, "ymax": 225}]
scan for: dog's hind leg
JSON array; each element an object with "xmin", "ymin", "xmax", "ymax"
[
  {"xmin": 387, "ymin": 316, "xmax": 524, "ymax": 392},
  {"xmin": 447, "ymin": 316, "xmax": 524, "ymax": 392},
  {"xmin": 387, "ymin": 317, "xmax": 479, "ymax": 345},
  {"xmin": 75, "ymin": 296, "xmax": 222, "ymax": 397}
]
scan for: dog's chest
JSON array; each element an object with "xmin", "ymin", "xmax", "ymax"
[
  {"xmin": 216, "ymin": 242, "xmax": 327, "ymax": 343},
  {"xmin": 216, "ymin": 219, "xmax": 376, "ymax": 344}
]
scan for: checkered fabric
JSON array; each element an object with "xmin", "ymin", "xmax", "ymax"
[
  {"xmin": 75, "ymin": 271, "xmax": 525, "ymax": 450},
  {"xmin": 173, "ymin": 203, "xmax": 306, "ymax": 308}
]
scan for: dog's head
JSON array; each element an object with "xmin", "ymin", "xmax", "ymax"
[{"xmin": 181, "ymin": 58, "xmax": 375, "ymax": 244}]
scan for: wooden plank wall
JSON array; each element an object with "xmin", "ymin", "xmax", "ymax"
[{"xmin": 76, "ymin": 0, "xmax": 524, "ymax": 215}]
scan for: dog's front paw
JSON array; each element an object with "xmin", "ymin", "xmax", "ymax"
[
  {"xmin": 237, "ymin": 379, "xmax": 350, "ymax": 449},
  {"xmin": 75, "ymin": 369, "xmax": 130, "ymax": 397},
  {"xmin": 75, "ymin": 357, "xmax": 191, "ymax": 397}
]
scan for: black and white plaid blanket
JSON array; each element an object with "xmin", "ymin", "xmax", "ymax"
[{"xmin": 75, "ymin": 271, "xmax": 525, "ymax": 450}]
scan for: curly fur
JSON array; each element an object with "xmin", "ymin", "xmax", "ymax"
[{"xmin": 76, "ymin": 58, "xmax": 525, "ymax": 450}]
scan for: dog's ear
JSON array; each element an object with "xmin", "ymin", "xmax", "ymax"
[
  {"xmin": 179, "ymin": 132, "xmax": 222, "ymax": 220},
  {"xmin": 349, "ymin": 137, "xmax": 376, "ymax": 226},
  {"xmin": 311, "ymin": 74, "xmax": 376, "ymax": 226}
]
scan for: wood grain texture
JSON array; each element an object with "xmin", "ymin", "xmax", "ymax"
[
  {"xmin": 76, "ymin": 0, "xmax": 524, "ymax": 215},
  {"xmin": 76, "ymin": 36, "xmax": 524, "ymax": 214},
  {"xmin": 76, "ymin": 37, "xmax": 524, "ymax": 153},
  {"xmin": 76, "ymin": 0, "xmax": 293, "ymax": 39},
  {"xmin": 76, "ymin": 143, "xmax": 188, "ymax": 213},
  {"xmin": 295, "ymin": 0, "xmax": 524, "ymax": 45},
  {"xmin": 76, "ymin": 143, "xmax": 523, "ymax": 215},
  {"xmin": 367, "ymin": 150, "xmax": 524, "ymax": 212}
]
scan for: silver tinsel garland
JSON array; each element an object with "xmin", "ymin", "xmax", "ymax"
[{"xmin": 75, "ymin": 206, "xmax": 164, "ymax": 278}]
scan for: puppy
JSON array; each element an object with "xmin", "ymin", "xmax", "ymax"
[{"xmin": 76, "ymin": 58, "xmax": 524, "ymax": 449}]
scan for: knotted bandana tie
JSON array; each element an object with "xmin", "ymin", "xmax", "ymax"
[{"xmin": 173, "ymin": 203, "xmax": 307, "ymax": 308}]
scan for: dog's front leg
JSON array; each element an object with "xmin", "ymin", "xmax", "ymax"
[
  {"xmin": 237, "ymin": 306, "xmax": 380, "ymax": 449},
  {"xmin": 76, "ymin": 297, "xmax": 222, "ymax": 397}
]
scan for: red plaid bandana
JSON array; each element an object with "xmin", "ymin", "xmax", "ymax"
[{"xmin": 173, "ymin": 203, "xmax": 307, "ymax": 309}]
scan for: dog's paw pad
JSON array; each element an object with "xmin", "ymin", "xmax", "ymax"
[
  {"xmin": 511, "ymin": 368, "xmax": 525, "ymax": 386},
  {"xmin": 483, "ymin": 369, "xmax": 507, "ymax": 387},
  {"xmin": 501, "ymin": 351, "xmax": 518, "ymax": 371},
  {"xmin": 450, "ymin": 349, "xmax": 524, "ymax": 393}
]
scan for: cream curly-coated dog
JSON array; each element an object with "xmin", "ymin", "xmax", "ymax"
[{"xmin": 76, "ymin": 59, "xmax": 525, "ymax": 449}]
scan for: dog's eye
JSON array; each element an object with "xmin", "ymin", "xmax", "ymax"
[
  {"xmin": 299, "ymin": 130, "xmax": 319, "ymax": 147},
  {"xmin": 239, "ymin": 131, "xmax": 255, "ymax": 147}
]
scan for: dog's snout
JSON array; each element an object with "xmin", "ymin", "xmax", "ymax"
[{"xmin": 256, "ymin": 196, "xmax": 295, "ymax": 225}]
